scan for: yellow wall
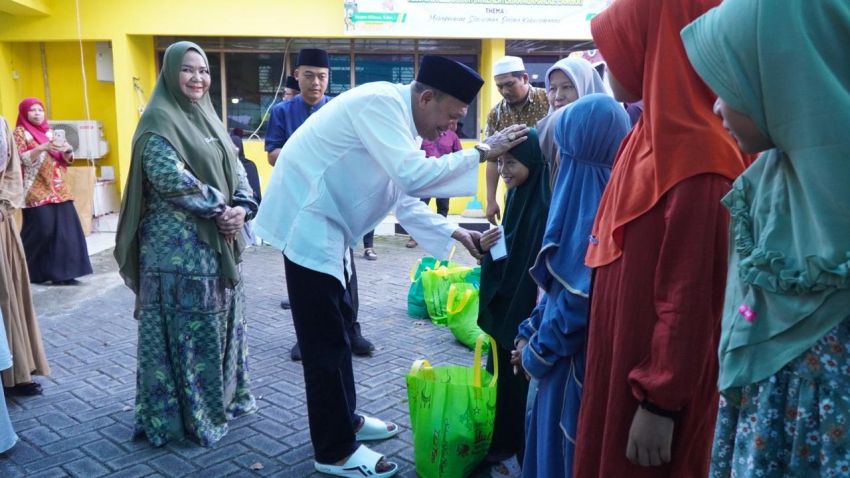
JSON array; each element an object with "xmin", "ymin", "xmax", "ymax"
[
  {"xmin": 0, "ymin": 41, "xmax": 119, "ymax": 177},
  {"xmin": 0, "ymin": 0, "xmax": 512, "ymax": 215},
  {"xmin": 0, "ymin": 43, "xmax": 18, "ymax": 116},
  {"xmin": 110, "ymin": 34, "xmax": 156, "ymax": 185},
  {"xmin": 0, "ymin": 41, "xmax": 41, "ymax": 117},
  {"xmin": 45, "ymin": 41, "xmax": 118, "ymax": 177},
  {"xmin": 1, "ymin": 1, "xmax": 414, "ymax": 40}
]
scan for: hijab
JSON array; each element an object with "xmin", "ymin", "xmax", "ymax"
[
  {"xmin": 543, "ymin": 57, "xmax": 610, "ymax": 114},
  {"xmin": 0, "ymin": 116, "xmax": 24, "ymax": 209},
  {"xmin": 479, "ymin": 128, "xmax": 551, "ymax": 346},
  {"xmin": 682, "ymin": 0, "xmax": 850, "ymax": 391},
  {"xmin": 536, "ymin": 58, "xmax": 611, "ymax": 184},
  {"xmin": 585, "ymin": 0, "xmax": 751, "ymax": 268},
  {"xmin": 115, "ymin": 41, "xmax": 243, "ymax": 296},
  {"xmin": 529, "ymin": 94, "xmax": 630, "ymax": 299},
  {"xmin": 16, "ymin": 97, "xmax": 63, "ymax": 162}
]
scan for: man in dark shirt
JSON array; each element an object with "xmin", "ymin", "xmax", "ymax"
[
  {"xmin": 265, "ymin": 53, "xmax": 331, "ymax": 166},
  {"xmin": 264, "ymin": 48, "xmax": 374, "ymax": 360}
]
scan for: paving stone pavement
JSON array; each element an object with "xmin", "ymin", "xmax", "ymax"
[{"xmin": 0, "ymin": 235, "xmax": 485, "ymax": 477}]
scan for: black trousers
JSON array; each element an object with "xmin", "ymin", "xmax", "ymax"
[
  {"xmin": 420, "ymin": 197, "xmax": 449, "ymax": 217},
  {"xmin": 284, "ymin": 253, "xmax": 360, "ymax": 463},
  {"xmin": 362, "ymin": 230, "xmax": 375, "ymax": 249},
  {"xmin": 348, "ymin": 249, "xmax": 361, "ymax": 336},
  {"xmin": 290, "ymin": 249, "xmax": 362, "ymax": 339},
  {"xmin": 487, "ymin": 344, "xmax": 527, "ymax": 461}
]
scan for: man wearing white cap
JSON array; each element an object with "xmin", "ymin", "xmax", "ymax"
[{"xmin": 484, "ymin": 55, "xmax": 549, "ymax": 224}]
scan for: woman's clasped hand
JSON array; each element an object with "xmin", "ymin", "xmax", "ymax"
[{"xmin": 215, "ymin": 205, "xmax": 246, "ymax": 241}]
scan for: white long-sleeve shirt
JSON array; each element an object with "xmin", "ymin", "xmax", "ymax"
[{"xmin": 254, "ymin": 82, "xmax": 479, "ymax": 286}]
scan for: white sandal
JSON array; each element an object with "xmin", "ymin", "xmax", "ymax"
[
  {"xmin": 314, "ymin": 444, "xmax": 399, "ymax": 477},
  {"xmin": 355, "ymin": 415, "xmax": 401, "ymax": 441},
  {"xmin": 490, "ymin": 455, "xmax": 521, "ymax": 478}
]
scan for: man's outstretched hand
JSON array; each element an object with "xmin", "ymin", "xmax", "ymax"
[{"xmin": 452, "ymin": 228, "xmax": 483, "ymax": 260}]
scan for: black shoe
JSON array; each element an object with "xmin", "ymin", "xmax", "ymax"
[
  {"xmin": 350, "ymin": 335, "xmax": 375, "ymax": 356},
  {"xmin": 290, "ymin": 342, "xmax": 302, "ymax": 361},
  {"xmin": 51, "ymin": 279, "xmax": 80, "ymax": 286},
  {"xmin": 280, "ymin": 298, "xmax": 291, "ymax": 310},
  {"xmin": 4, "ymin": 381, "xmax": 43, "ymax": 396}
]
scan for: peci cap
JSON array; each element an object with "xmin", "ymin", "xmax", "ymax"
[
  {"xmin": 285, "ymin": 75, "xmax": 300, "ymax": 91},
  {"xmin": 493, "ymin": 56, "xmax": 525, "ymax": 76},
  {"xmin": 416, "ymin": 55, "xmax": 484, "ymax": 105},
  {"xmin": 296, "ymin": 48, "xmax": 329, "ymax": 68}
]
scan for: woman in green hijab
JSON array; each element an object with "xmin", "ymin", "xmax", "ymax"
[
  {"xmin": 114, "ymin": 41, "xmax": 258, "ymax": 446},
  {"xmin": 477, "ymin": 128, "xmax": 550, "ymax": 476},
  {"xmin": 682, "ymin": 0, "xmax": 850, "ymax": 475}
]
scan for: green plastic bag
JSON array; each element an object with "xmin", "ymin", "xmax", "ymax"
[
  {"xmin": 406, "ymin": 335, "xmax": 498, "ymax": 478},
  {"xmin": 446, "ymin": 283, "xmax": 489, "ymax": 353},
  {"xmin": 465, "ymin": 266, "xmax": 481, "ymax": 288},
  {"xmin": 421, "ymin": 265, "xmax": 473, "ymax": 325},
  {"xmin": 408, "ymin": 257, "xmax": 454, "ymax": 319}
]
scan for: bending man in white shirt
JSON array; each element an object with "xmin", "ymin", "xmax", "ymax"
[{"xmin": 255, "ymin": 55, "xmax": 528, "ymax": 478}]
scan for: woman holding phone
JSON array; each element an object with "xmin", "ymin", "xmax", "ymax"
[{"xmin": 13, "ymin": 97, "xmax": 92, "ymax": 285}]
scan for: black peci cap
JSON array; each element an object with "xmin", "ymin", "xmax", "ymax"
[
  {"xmin": 416, "ymin": 55, "xmax": 484, "ymax": 104},
  {"xmin": 285, "ymin": 75, "xmax": 300, "ymax": 91},
  {"xmin": 296, "ymin": 48, "xmax": 330, "ymax": 68}
]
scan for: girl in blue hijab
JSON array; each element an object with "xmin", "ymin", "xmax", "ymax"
[{"xmin": 515, "ymin": 94, "xmax": 631, "ymax": 478}]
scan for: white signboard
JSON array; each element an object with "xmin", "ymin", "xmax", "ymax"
[{"xmin": 343, "ymin": 0, "xmax": 612, "ymax": 39}]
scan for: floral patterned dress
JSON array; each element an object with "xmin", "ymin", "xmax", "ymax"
[
  {"xmin": 134, "ymin": 135, "xmax": 257, "ymax": 447},
  {"xmin": 711, "ymin": 319, "xmax": 850, "ymax": 478},
  {"xmin": 12, "ymin": 127, "xmax": 73, "ymax": 208}
]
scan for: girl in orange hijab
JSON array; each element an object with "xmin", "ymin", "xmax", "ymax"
[{"xmin": 572, "ymin": 0, "xmax": 751, "ymax": 477}]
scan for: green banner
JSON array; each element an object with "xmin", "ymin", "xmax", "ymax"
[{"xmin": 352, "ymin": 12, "xmax": 403, "ymax": 22}]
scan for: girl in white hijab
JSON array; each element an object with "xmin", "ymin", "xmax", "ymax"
[{"xmin": 536, "ymin": 57, "xmax": 611, "ymax": 184}]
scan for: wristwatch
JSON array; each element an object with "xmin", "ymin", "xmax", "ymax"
[{"xmin": 474, "ymin": 143, "xmax": 491, "ymax": 163}]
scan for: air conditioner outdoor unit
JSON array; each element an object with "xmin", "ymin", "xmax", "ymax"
[{"xmin": 49, "ymin": 120, "xmax": 109, "ymax": 160}]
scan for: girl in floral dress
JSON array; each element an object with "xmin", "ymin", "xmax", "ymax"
[{"xmin": 682, "ymin": 0, "xmax": 850, "ymax": 475}]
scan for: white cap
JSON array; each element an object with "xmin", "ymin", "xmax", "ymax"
[{"xmin": 493, "ymin": 56, "xmax": 525, "ymax": 76}]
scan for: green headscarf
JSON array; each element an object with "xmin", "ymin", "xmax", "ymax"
[
  {"xmin": 682, "ymin": 0, "xmax": 850, "ymax": 392},
  {"xmin": 478, "ymin": 128, "xmax": 551, "ymax": 346},
  {"xmin": 115, "ymin": 41, "xmax": 243, "ymax": 297}
]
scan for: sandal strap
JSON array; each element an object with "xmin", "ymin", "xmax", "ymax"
[
  {"xmin": 314, "ymin": 444, "xmax": 397, "ymax": 477},
  {"xmin": 342, "ymin": 445, "xmax": 385, "ymax": 475},
  {"xmin": 358, "ymin": 415, "xmax": 397, "ymax": 434}
]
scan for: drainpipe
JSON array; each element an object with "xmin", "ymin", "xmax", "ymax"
[{"xmin": 39, "ymin": 42, "xmax": 51, "ymax": 115}]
